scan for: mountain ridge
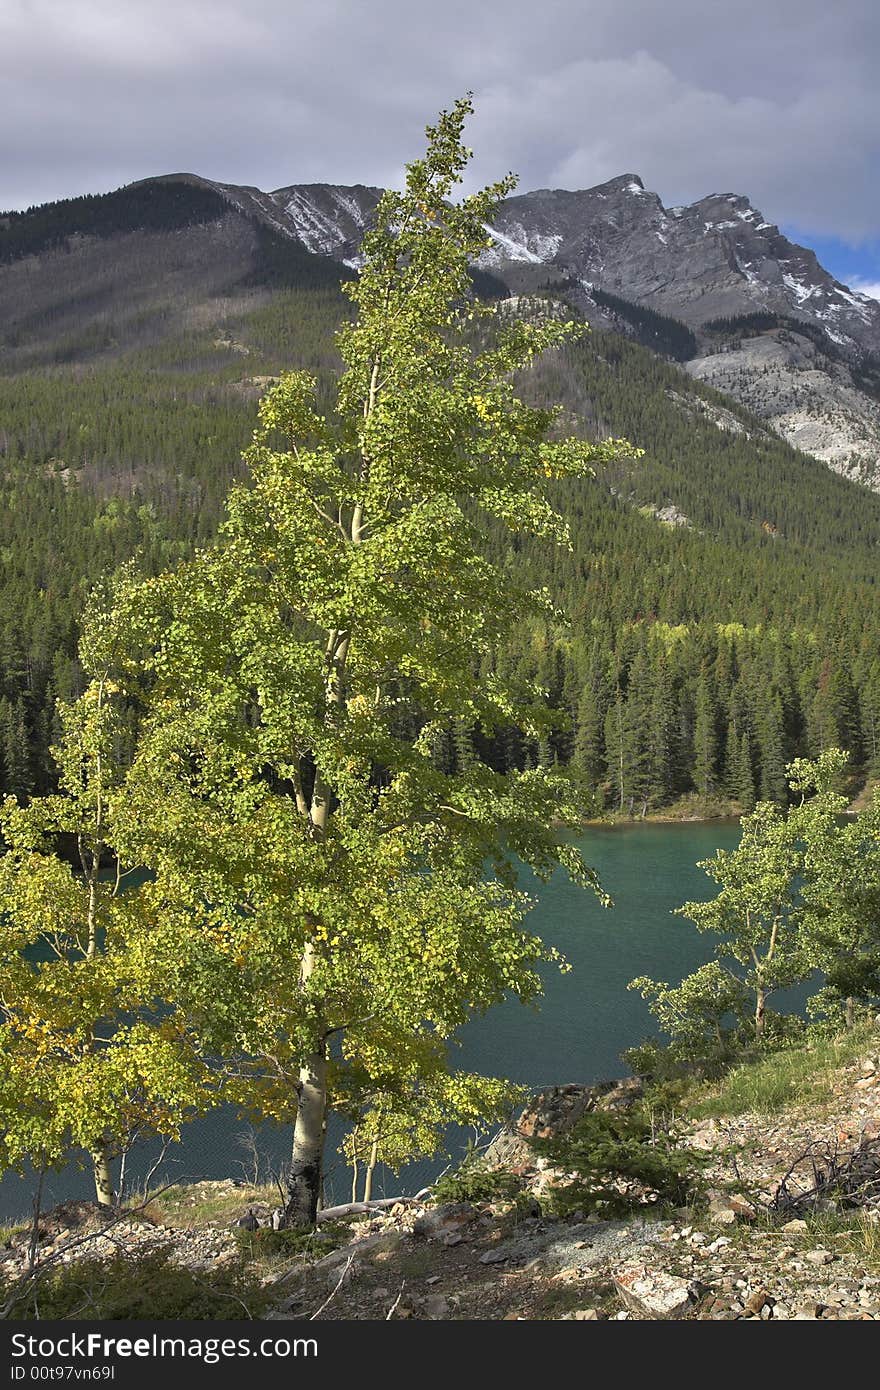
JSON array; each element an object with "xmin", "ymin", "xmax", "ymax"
[
  {"xmin": 8, "ymin": 166, "xmax": 879, "ymax": 487},
  {"xmin": 7, "ymin": 168, "xmax": 878, "ymax": 350}
]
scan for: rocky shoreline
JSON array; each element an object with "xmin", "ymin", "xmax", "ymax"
[{"xmin": 3, "ymin": 1046, "xmax": 879, "ymax": 1321}]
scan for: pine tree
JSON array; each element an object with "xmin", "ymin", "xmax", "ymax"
[
  {"xmin": 573, "ymin": 684, "xmax": 605, "ymax": 786},
  {"xmin": 3, "ymin": 698, "xmax": 32, "ymax": 801},
  {"xmin": 693, "ymin": 668, "xmax": 718, "ymax": 803},
  {"xmin": 735, "ymin": 730, "xmax": 756, "ymax": 813},
  {"xmin": 757, "ymin": 695, "xmax": 788, "ymax": 803},
  {"xmin": 604, "ymin": 692, "xmax": 628, "ymax": 812},
  {"xmin": 646, "ymin": 653, "xmax": 676, "ymax": 807}
]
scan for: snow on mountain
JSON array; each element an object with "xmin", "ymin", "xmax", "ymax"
[
  {"xmin": 268, "ymin": 184, "xmax": 382, "ymax": 265},
  {"xmin": 134, "ymin": 171, "xmax": 880, "ymax": 489}
]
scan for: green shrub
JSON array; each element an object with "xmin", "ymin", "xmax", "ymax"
[
  {"xmin": 536, "ymin": 1106, "xmax": 708, "ymax": 1218},
  {"xmin": 2, "ymin": 1247, "xmax": 272, "ymax": 1320},
  {"xmin": 234, "ymin": 1221, "xmax": 348, "ymax": 1262},
  {"xmin": 432, "ymin": 1162, "xmax": 522, "ymax": 1205}
]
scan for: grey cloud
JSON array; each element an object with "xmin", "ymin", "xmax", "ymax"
[{"xmin": 3, "ymin": 0, "xmax": 878, "ymax": 241}]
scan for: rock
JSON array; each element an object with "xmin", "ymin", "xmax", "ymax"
[
  {"xmin": 744, "ymin": 1289, "xmax": 771, "ymax": 1316},
  {"xmin": 594, "ymin": 1078, "xmax": 645, "ymax": 1112},
  {"xmin": 709, "ymin": 1192, "xmax": 756, "ymax": 1224},
  {"xmin": 412, "ymin": 1204, "xmax": 475, "ymax": 1240},
  {"xmin": 614, "ymin": 1264, "xmax": 696, "ymax": 1319},
  {"xmin": 782, "ymin": 1218, "xmax": 808, "ymax": 1232},
  {"xmin": 312, "ymin": 1230, "xmax": 399, "ymax": 1271},
  {"xmin": 804, "ymin": 1249, "xmax": 834, "ymax": 1266},
  {"xmin": 424, "ymin": 1294, "xmax": 448, "ymax": 1319},
  {"xmin": 711, "ymin": 1206, "xmax": 737, "ymax": 1227},
  {"xmin": 443, "ymin": 1232, "xmax": 463, "ymax": 1247},
  {"xmin": 479, "ymin": 1248, "xmax": 508, "ymax": 1265},
  {"xmin": 483, "ymin": 1079, "xmax": 644, "ymax": 1170},
  {"xmin": 689, "ymin": 1119, "xmax": 721, "ymax": 1151},
  {"xmin": 860, "ymin": 1057, "xmax": 878, "ymax": 1076}
]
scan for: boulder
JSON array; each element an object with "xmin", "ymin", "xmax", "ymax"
[
  {"xmin": 708, "ymin": 1192, "xmax": 756, "ymax": 1224},
  {"xmin": 412, "ymin": 1204, "xmax": 475, "ymax": 1240},
  {"xmin": 614, "ymin": 1263, "xmax": 696, "ymax": 1319},
  {"xmin": 483, "ymin": 1079, "xmax": 644, "ymax": 1170}
]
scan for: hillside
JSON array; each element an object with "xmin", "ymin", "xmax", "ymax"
[
  {"xmin": 6, "ymin": 168, "xmax": 880, "ymax": 484},
  {"xmin": 3, "ymin": 1028, "xmax": 878, "ymax": 1321},
  {"xmin": 0, "ymin": 186, "xmax": 879, "ymax": 812}
]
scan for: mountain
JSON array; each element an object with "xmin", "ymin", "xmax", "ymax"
[
  {"xmin": 2, "ymin": 169, "xmax": 880, "ymax": 814},
  {"xmin": 478, "ymin": 173, "xmax": 880, "ymax": 490},
  {"xmin": 481, "ymin": 176, "xmax": 880, "ymax": 349},
  {"xmin": 10, "ymin": 168, "xmax": 876, "ymax": 487},
  {"xmin": 257, "ymin": 173, "xmax": 880, "ymax": 489}
]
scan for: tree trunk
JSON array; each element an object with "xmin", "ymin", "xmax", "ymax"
[
  {"xmin": 845, "ymin": 995, "xmax": 856, "ymax": 1031},
  {"xmin": 363, "ymin": 1132, "xmax": 380, "ymax": 1205},
  {"xmin": 91, "ymin": 1143, "xmax": 114, "ymax": 1208},
  {"xmin": 284, "ymin": 1049, "xmax": 328, "ymax": 1228},
  {"xmin": 755, "ymin": 987, "xmax": 766, "ymax": 1042}
]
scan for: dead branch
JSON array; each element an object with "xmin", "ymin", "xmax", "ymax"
[
  {"xmin": 385, "ymin": 1281, "xmax": 407, "ymax": 1320},
  {"xmin": 315, "ymin": 1188, "xmax": 432, "ymax": 1223},
  {"xmin": 770, "ymin": 1135, "xmax": 880, "ymax": 1216},
  {"xmin": 308, "ymin": 1254, "xmax": 355, "ymax": 1321}
]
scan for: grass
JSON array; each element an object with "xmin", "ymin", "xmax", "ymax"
[
  {"xmin": 711, "ymin": 1204, "xmax": 880, "ymax": 1278},
  {"xmin": 134, "ymin": 1181, "xmax": 279, "ymax": 1230},
  {"xmin": 788, "ymin": 1208, "xmax": 880, "ymax": 1272},
  {"xmin": 689, "ymin": 1025, "xmax": 876, "ymax": 1119},
  {"xmin": 234, "ymin": 1220, "xmax": 349, "ymax": 1266}
]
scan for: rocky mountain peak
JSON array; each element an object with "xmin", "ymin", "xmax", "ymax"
[{"xmin": 267, "ymin": 183, "xmax": 383, "ymax": 264}]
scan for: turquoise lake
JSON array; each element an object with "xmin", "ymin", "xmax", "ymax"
[{"xmin": 0, "ymin": 819, "xmax": 741, "ymax": 1218}]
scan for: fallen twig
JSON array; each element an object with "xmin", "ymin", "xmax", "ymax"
[
  {"xmin": 308, "ymin": 1254, "xmax": 355, "ymax": 1321},
  {"xmin": 316, "ymin": 1188, "xmax": 432, "ymax": 1223},
  {"xmin": 385, "ymin": 1281, "xmax": 407, "ymax": 1320}
]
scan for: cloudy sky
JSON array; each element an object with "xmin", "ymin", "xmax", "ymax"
[{"xmin": 3, "ymin": 0, "xmax": 879, "ymax": 292}]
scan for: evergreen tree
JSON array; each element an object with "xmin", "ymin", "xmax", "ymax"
[
  {"xmin": 573, "ymin": 684, "xmax": 605, "ymax": 787},
  {"xmin": 734, "ymin": 730, "xmax": 756, "ymax": 812},
  {"xmin": 2, "ymin": 699, "xmax": 31, "ymax": 801},
  {"xmin": 693, "ymin": 668, "xmax": 718, "ymax": 803},
  {"xmin": 756, "ymin": 695, "xmax": 788, "ymax": 804}
]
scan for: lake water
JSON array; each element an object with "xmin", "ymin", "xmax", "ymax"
[{"xmin": 0, "ymin": 819, "xmax": 741, "ymax": 1219}]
